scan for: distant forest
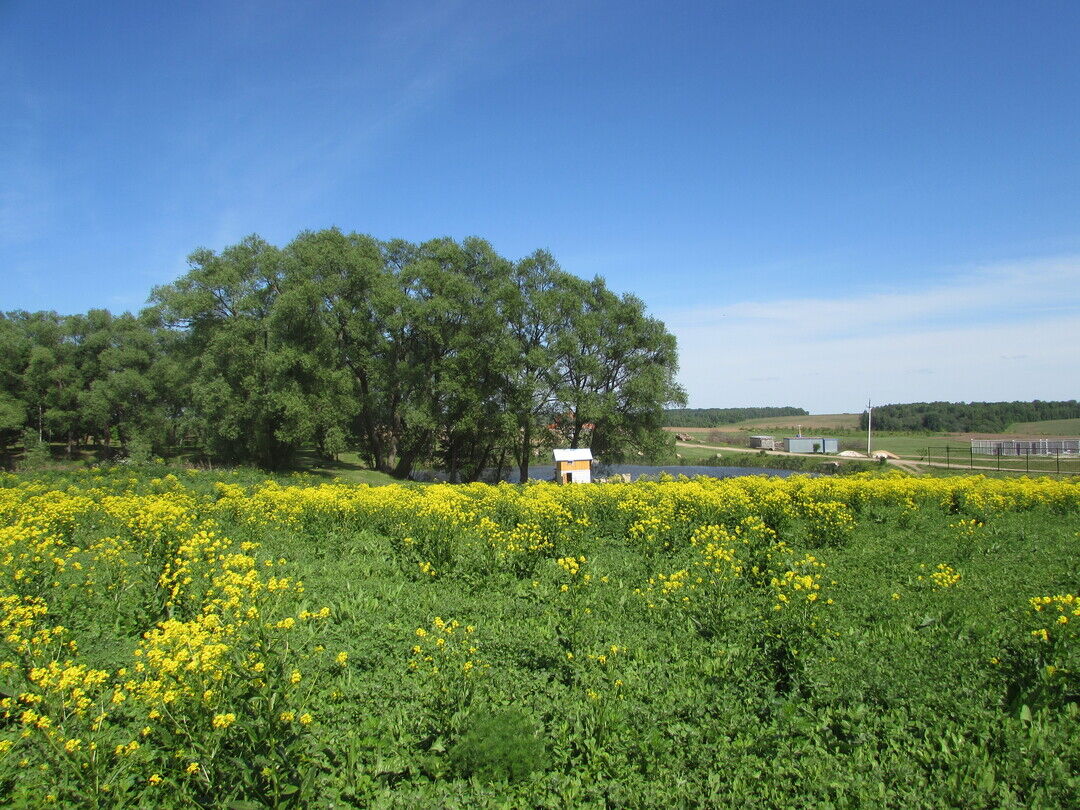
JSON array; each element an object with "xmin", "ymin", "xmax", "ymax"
[
  {"xmin": 663, "ymin": 407, "xmax": 808, "ymax": 427},
  {"xmin": 861, "ymin": 401, "xmax": 1080, "ymax": 433}
]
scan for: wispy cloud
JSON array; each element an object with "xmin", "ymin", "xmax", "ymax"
[
  {"xmin": 202, "ymin": 1, "xmax": 551, "ymax": 241},
  {"xmin": 674, "ymin": 257, "xmax": 1080, "ymax": 337},
  {"xmin": 661, "ymin": 257, "xmax": 1080, "ymax": 413}
]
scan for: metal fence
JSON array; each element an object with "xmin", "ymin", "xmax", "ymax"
[
  {"xmin": 927, "ymin": 446, "xmax": 1080, "ymax": 474},
  {"xmin": 971, "ymin": 439, "xmax": 1080, "ymax": 456}
]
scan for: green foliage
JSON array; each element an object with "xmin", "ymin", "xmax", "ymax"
[
  {"xmin": 703, "ymin": 451, "xmax": 879, "ymax": 474},
  {"xmin": 17, "ymin": 429, "xmax": 51, "ymax": 470},
  {"xmin": 864, "ymin": 400, "xmax": 1080, "ymax": 433},
  {"xmin": 124, "ymin": 431, "xmax": 154, "ymax": 465},
  {"xmin": 1, "ymin": 230, "xmax": 683, "ymax": 478},
  {"xmin": 0, "ymin": 392, "xmax": 25, "ymax": 456},
  {"xmin": 3, "ymin": 464, "xmax": 1078, "ymax": 806},
  {"xmin": 449, "ymin": 708, "xmax": 549, "ymax": 782}
]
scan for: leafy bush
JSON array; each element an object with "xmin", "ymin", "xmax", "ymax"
[
  {"xmin": 449, "ymin": 708, "xmax": 548, "ymax": 782},
  {"xmin": 16, "ymin": 429, "xmax": 51, "ymax": 470}
]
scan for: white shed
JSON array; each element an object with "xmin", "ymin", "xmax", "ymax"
[{"xmin": 553, "ymin": 448, "xmax": 593, "ymax": 484}]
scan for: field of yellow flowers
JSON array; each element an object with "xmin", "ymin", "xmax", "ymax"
[{"xmin": 0, "ymin": 467, "xmax": 1078, "ymax": 807}]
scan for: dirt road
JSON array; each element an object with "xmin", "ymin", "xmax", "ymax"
[
  {"xmin": 676, "ymin": 442, "xmax": 1074, "ymax": 476},
  {"xmin": 676, "ymin": 442, "xmax": 923, "ymax": 474}
]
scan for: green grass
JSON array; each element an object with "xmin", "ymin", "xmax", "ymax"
[
  {"xmin": 1007, "ymin": 417, "xmax": 1080, "ymax": 435},
  {"xmin": 295, "ymin": 450, "xmax": 400, "ymax": 485},
  {"xmin": 866, "ymin": 437, "xmax": 1080, "ymax": 474},
  {"xmin": 702, "ymin": 413, "xmax": 1080, "ymax": 437},
  {"xmin": 670, "ymin": 431, "xmax": 1080, "ymax": 477},
  {"xmin": 674, "ymin": 443, "xmax": 736, "ymax": 462},
  {"xmin": 666, "ymin": 414, "xmax": 862, "ymax": 434},
  {"xmin": 731, "ymin": 412, "xmax": 862, "ymax": 431},
  {"xmin": 7, "ymin": 444, "xmax": 405, "ymax": 486},
  {"xmin": 870, "ymin": 434, "xmax": 966, "ymax": 457}
]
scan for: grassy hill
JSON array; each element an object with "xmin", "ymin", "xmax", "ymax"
[
  {"xmin": 732, "ymin": 413, "xmax": 861, "ymax": 431},
  {"xmin": 666, "ymin": 414, "xmax": 861, "ymax": 433},
  {"xmin": 1006, "ymin": 417, "xmax": 1080, "ymax": 435}
]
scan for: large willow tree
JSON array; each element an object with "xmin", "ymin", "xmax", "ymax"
[{"xmin": 4, "ymin": 229, "xmax": 685, "ymax": 477}]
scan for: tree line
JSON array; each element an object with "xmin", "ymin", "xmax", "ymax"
[
  {"xmin": 0, "ymin": 230, "xmax": 685, "ymax": 480},
  {"xmin": 860, "ymin": 400, "xmax": 1080, "ymax": 433},
  {"xmin": 663, "ymin": 407, "xmax": 808, "ymax": 428}
]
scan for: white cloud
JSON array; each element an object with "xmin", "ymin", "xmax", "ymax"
[{"xmin": 662, "ymin": 257, "xmax": 1080, "ymax": 413}]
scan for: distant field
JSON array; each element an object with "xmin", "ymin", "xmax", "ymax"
[
  {"xmin": 733, "ymin": 413, "xmax": 861, "ymax": 430},
  {"xmin": 1006, "ymin": 417, "xmax": 1080, "ymax": 436},
  {"xmin": 669, "ymin": 414, "xmax": 1080, "ymax": 438},
  {"xmin": 666, "ymin": 415, "xmax": 1080, "ymax": 475},
  {"xmin": 666, "ymin": 414, "xmax": 861, "ymax": 433},
  {"xmin": 676, "ymin": 432, "xmax": 984, "ymax": 463},
  {"xmin": 870, "ymin": 435, "xmax": 967, "ymax": 458},
  {"xmin": 674, "ymin": 443, "xmax": 729, "ymax": 462},
  {"xmin": 663, "ymin": 427, "xmax": 741, "ymax": 441}
]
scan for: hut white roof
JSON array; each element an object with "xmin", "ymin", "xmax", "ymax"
[{"xmin": 553, "ymin": 448, "xmax": 593, "ymax": 462}]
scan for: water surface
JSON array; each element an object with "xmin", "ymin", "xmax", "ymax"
[{"xmin": 413, "ymin": 464, "xmax": 806, "ymax": 483}]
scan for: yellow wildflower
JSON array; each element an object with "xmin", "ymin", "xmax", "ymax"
[{"xmin": 212, "ymin": 713, "xmax": 236, "ymax": 729}]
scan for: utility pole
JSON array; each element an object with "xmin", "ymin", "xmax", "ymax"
[{"xmin": 866, "ymin": 397, "xmax": 872, "ymax": 458}]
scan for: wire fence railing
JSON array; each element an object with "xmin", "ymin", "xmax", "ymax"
[{"xmin": 922, "ymin": 446, "xmax": 1080, "ymax": 475}]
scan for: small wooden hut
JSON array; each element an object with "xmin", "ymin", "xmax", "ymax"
[{"xmin": 553, "ymin": 448, "xmax": 593, "ymax": 484}]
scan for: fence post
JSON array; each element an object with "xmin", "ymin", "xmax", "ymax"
[
  {"xmin": 946, "ymin": 446, "xmax": 950, "ymax": 469},
  {"xmin": 1026, "ymin": 450, "xmax": 1029, "ymax": 474},
  {"xmin": 969, "ymin": 448, "xmax": 973, "ymax": 470}
]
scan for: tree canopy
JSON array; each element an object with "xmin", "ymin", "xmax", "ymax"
[
  {"xmin": 2, "ymin": 230, "xmax": 686, "ymax": 477},
  {"xmin": 663, "ymin": 407, "xmax": 809, "ymax": 428},
  {"xmin": 861, "ymin": 401, "xmax": 1080, "ymax": 433}
]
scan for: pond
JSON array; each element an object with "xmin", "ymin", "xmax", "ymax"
[{"xmin": 412, "ymin": 464, "xmax": 809, "ymax": 483}]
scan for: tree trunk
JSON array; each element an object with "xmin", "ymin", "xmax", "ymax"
[
  {"xmin": 349, "ymin": 362, "xmax": 389, "ymax": 472},
  {"xmin": 447, "ymin": 440, "xmax": 459, "ymax": 483},
  {"xmin": 393, "ymin": 449, "xmax": 417, "ymax": 480},
  {"xmin": 467, "ymin": 443, "xmax": 493, "ymax": 483},
  {"xmin": 518, "ymin": 420, "xmax": 531, "ymax": 482}
]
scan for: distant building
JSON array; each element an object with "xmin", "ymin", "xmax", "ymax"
[
  {"xmin": 783, "ymin": 437, "xmax": 838, "ymax": 454},
  {"xmin": 749, "ymin": 435, "xmax": 775, "ymax": 450},
  {"xmin": 971, "ymin": 439, "xmax": 1079, "ymax": 456},
  {"xmin": 553, "ymin": 448, "xmax": 593, "ymax": 483}
]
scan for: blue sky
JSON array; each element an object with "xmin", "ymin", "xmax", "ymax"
[{"xmin": 2, "ymin": 0, "xmax": 1078, "ymax": 412}]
